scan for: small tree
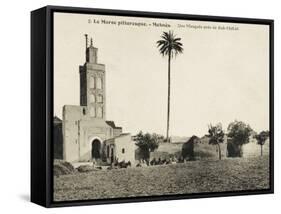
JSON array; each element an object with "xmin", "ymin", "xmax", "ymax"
[
  {"xmin": 207, "ymin": 123, "xmax": 225, "ymax": 160},
  {"xmin": 135, "ymin": 131, "xmax": 161, "ymax": 161},
  {"xmin": 227, "ymin": 121, "xmax": 252, "ymax": 157},
  {"xmin": 254, "ymin": 131, "xmax": 269, "ymax": 156}
]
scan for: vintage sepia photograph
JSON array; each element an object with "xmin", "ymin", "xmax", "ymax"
[{"xmin": 52, "ymin": 11, "xmax": 272, "ymax": 202}]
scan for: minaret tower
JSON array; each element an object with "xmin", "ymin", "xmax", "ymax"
[{"xmin": 79, "ymin": 34, "xmax": 106, "ymax": 119}]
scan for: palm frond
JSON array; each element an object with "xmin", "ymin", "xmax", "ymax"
[{"xmin": 156, "ymin": 31, "xmax": 184, "ymax": 58}]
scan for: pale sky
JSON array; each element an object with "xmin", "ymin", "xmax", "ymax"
[{"xmin": 54, "ymin": 12, "xmax": 269, "ymax": 137}]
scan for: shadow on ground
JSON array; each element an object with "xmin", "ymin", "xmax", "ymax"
[{"xmin": 19, "ymin": 194, "xmax": 30, "ymax": 202}]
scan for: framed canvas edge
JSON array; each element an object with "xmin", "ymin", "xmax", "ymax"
[
  {"xmin": 34, "ymin": 5, "xmax": 274, "ymax": 208},
  {"xmin": 31, "ymin": 7, "xmax": 48, "ymax": 207}
]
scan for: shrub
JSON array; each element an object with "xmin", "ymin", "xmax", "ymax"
[
  {"xmin": 135, "ymin": 131, "xmax": 162, "ymax": 161},
  {"xmin": 227, "ymin": 121, "xmax": 252, "ymax": 157},
  {"xmin": 182, "ymin": 136, "xmax": 200, "ymax": 160},
  {"xmin": 227, "ymin": 140, "xmax": 243, "ymax": 157}
]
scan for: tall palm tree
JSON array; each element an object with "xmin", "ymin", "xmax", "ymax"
[{"xmin": 157, "ymin": 31, "xmax": 183, "ymax": 142}]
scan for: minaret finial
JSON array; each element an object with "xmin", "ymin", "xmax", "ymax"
[
  {"xmin": 84, "ymin": 34, "xmax": 88, "ymax": 49},
  {"xmin": 90, "ymin": 38, "xmax": 93, "ymax": 47}
]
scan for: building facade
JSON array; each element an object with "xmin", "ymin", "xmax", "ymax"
[
  {"xmin": 61, "ymin": 35, "xmax": 135, "ymax": 164},
  {"xmin": 104, "ymin": 134, "xmax": 136, "ymax": 164}
]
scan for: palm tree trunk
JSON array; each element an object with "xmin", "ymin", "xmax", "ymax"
[
  {"xmin": 260, "ymin": 145, "xmax": 263, "ymax": 156},
  {"xmin": 166, "ymin": 52, "xmax": 171, "ymax": 143}
]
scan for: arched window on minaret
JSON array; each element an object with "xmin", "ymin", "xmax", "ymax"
[
  {"xmin": 89, "ymin": 76, "xmax": 95, "ymax": 89},
  {"xmin": 89, "ymin": 106, "xmax": 96, "ymax": 117},
  {"xmin": 89, "ymin": 93, "xmax": 95, "ymax": 103},
  {"xmin": 96, "ymin": 77, "xmax": 102, "ymax": 89},
  {"xmin": 97, "ymin": 95, "xmax": 103, "ymax": 103}
]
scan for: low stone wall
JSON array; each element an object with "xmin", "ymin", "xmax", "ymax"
[
  {"xmin": 135, "ymin": 138, "xmax": 270, "ymax": 163},
  {"xmin": 242, "ymin": 139, "xmax": 270, "ymax": 157},
  {"xmin": 151, "ymin": 143, "xmax": 183, "ymax": 159}
]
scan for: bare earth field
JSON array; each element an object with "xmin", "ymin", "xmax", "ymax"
[{"xmin": 54, "ymin": 156, "xmax": 270, "ymax": 201}]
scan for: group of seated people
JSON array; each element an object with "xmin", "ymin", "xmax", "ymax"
[
  {"xmin": 107, "ymin": 159, "xmax": 132, "ymax": 169},
  {"xmin": 107, "ymin": 156, "xmax": 186, "ymax": 169},
  {"xmin": 150, "ymin": 157, "xmax": 178, "ymax": 165},
  {"xmin": 136, "ymin": 157, "xmax": 181, "ymax": 167}
]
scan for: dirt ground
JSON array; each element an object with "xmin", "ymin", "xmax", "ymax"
[{"xmin": 54, "ymin": 156, "xmax": 270, "ymax": 201}]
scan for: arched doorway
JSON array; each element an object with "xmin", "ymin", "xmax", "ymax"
[{"xmin": 91, "ymin": 139, "xmax": 101, "ymax": 159}]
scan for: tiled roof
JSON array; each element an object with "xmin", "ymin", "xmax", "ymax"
[{"xmin": 106, "ymin": 120, "xmax": 122, "ymax": 129}]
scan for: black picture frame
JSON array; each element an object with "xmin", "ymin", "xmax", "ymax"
[{"xmin": 31, "ymin": 5, "xmax": 274, "ymax": 208}]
